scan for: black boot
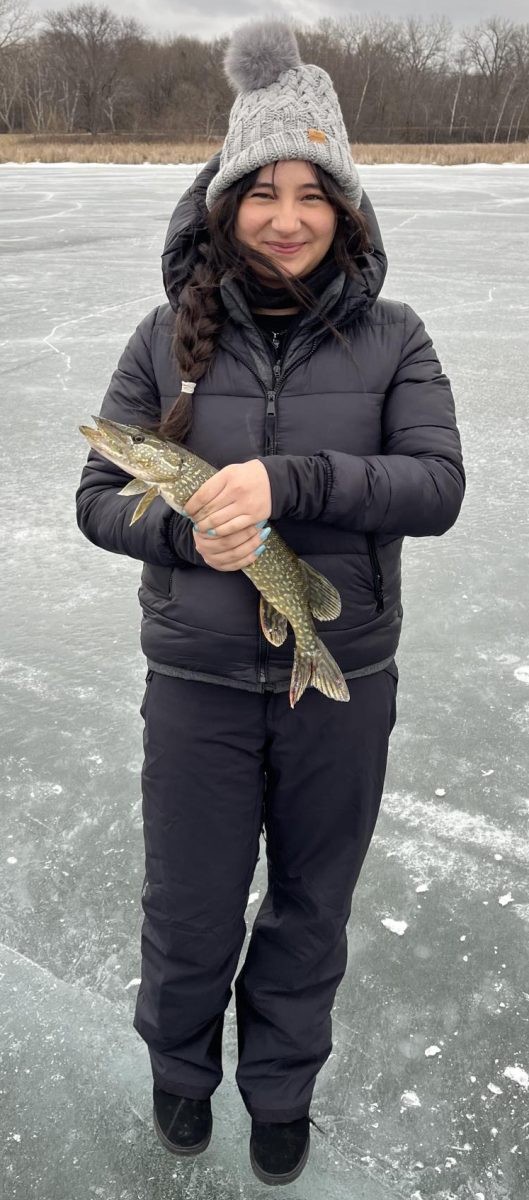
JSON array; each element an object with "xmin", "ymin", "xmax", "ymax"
[
  {"xmin": 250, "ymin": 1115, "xmax": 310, "ymax": 1185},
  {"xmin": 152, "ymin": 1085, "xmax": 212, "ymax": 1155}
]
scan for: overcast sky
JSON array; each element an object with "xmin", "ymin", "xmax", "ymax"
[{"xmin": 31, "ymin": 0, "xmax": 527, "ymax": 41}]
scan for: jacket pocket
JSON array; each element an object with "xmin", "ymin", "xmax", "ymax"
[
  {"xmin": 141, "ymin": 563, "xmax": 173, "ymax": 596},
  {"xmin": 366, "ymin": 534, "xmax": 385, "ymax": 613}
]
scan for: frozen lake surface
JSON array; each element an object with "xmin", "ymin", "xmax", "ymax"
[{"xmin": 1, "ymin": 163, "xmax": 528, "ymax": 1199}]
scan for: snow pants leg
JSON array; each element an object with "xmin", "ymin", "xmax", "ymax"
[{"xmin": 132, "ymin": 663, "xmax": 398, "ymax": 1121}]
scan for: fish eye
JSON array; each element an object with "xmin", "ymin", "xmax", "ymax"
[{"xmin": 131, "ymin": 434, "xmax": 145, "ymax": 444}]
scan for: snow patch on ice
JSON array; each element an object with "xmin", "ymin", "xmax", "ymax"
[
  {"xmin": 514, "ymin": 665, "xmax": 529, "ymax": 684},
  {"xmin": 503, "ymin": 1065, "xmax": 529, "ymax": 1089},
  {"xmin": 382, "ymin": 918, "xmax": 408, "ymax": 936}
]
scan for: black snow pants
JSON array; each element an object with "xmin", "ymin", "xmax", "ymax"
[{"xmin": 133, "ymin": 661, "xmax": 398, "ymax": 1123}]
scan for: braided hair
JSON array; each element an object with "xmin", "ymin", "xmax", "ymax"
[{"xmin": 156, "ymin": 161, "xmax": 371, "ymax": 444}]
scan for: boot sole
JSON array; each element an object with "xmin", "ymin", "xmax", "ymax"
[
  {"xmin": 249, "ymin": 1134, "xmax": 310, "ymax": 1185},
  {"xmin": 153, "ymin": 1106, "xmax": 212, "ymax": 1156}
]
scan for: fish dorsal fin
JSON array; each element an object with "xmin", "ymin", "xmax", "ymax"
[
  {"xmin": 130, "ymin": 486, "xmax": 159, "ymax": 524},
  {"xmin": 118, "ymin": 478, "xmax": 151, "ymax": 496},
  {"xmin": 259, "ymin": 596, "xmax": 288, "ymax": 646},
  {"xmin": 301, "ymin": 560, "xmax": 342, "ymax": 621}
]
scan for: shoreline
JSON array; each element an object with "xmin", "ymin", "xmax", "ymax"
[
  {"xmin": 1, "ymin": 138, "xmax": 528, "ymax": 167},
  {"xmin": 2, "ymin": 160, "xmax": 529, "ymax": 169}
]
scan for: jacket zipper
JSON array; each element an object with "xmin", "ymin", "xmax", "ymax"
[
  {"xmin": 260, "ymin": 339, "xmax": 283, "ymax": 681},
  {"xmin": 266, "ymin": 346, "xmax": 314, "ymax": 452},
  {"xmin": 366, "ymin": 534, "xmax": 385, "ymax": 613},
  {"xmin": 266, "ymin": 349, "xmax": 282, "ymax": 453}
]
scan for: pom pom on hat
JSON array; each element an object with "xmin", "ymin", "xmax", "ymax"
[{"xmin": 224, "ymin": 20, "xmax": 302, "ymax": 93}]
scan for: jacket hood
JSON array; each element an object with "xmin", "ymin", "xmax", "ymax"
[{"xmin": 161, "ymin": 152, "xmax": 387, "ymax": 318}]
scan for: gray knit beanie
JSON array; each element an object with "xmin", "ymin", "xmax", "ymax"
[{"xmin": 205, "ymin": 20, "xmax": 362, "ymax": 212}]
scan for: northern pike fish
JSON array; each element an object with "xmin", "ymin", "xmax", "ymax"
[{"xmin": 79, "ymin": 417, "xmax": 350, "ymax": 708}]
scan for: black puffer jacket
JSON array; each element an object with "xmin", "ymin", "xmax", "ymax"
[{"xmin": 76, "ymin": 153, "xmax": 465, "ymax": 693}]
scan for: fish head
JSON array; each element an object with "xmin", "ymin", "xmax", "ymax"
[{"xmin": 79, "ymin": 417, "xmax": 191, "ymax": 486}]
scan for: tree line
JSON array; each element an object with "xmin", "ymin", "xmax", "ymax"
[{"xmin": 0, "ymin": 2, "xmax": 528, "ymax": 143}]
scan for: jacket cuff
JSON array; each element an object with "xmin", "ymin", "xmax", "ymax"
[
  {"xmin": 256, "ymin": 454, "xmax": 332, "ymax": 521},
  {"xmin": 167, "ymin": 510, "xmax": 204, "ymax": 566}
]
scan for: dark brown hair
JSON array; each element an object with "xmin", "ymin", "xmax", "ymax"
[{"xmin": 157, "ymin": 161, "xmax": 371, "ymax": 443}]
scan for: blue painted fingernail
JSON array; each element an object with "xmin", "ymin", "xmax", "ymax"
[
  {"xmin": 259, "ymin": 526, "xmax": 271, "ymax": 541},
  {"xmin": 181, "ymin": 508, "xmax": 190, "ymax": 517},
  {"xmin": 207, "ymin": 529, "xmax": 216, "ymax": 536},
  {"xmin": 255, "ymin": 544, "xmax": 266, "ymax": 557},
  {"xmin": 255, "ymin": 519, "xmax": 267, "ymax": 529}
]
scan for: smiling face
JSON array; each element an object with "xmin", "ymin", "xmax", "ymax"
[{"xmin": 234, "ymin": 158, "xmax": 338, "ymax": 284}]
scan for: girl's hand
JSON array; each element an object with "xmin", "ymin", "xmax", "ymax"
[
  {"xmin": 193, "ymin": 522, "xmax": 269, "ymax": 572},
  {"xmin": 185, "ymin": 460, "xmax": 272, "ymax": 536}
]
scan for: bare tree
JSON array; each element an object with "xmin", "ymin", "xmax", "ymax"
[
  {"xmin": 22, "ymin": 40, "xmax": 57, "ymax": 131},
  {"xmin": 42, "ymin": 3, "xmax": 143, "ymax": 133},
  {"xmin": 0, "ymin": 45, "xmax": 22, "ymax": 128},
  {"xmin": 0, "ymin": 0, "xmax": 32, "ymax": 129},
  {"xmin": 395, "ymin": 16, "xmax": 453, "ymax": 139},
  {"xmin": 462, "ymin": 16, "xmax": 517, "ymax": 98},
  {"xmin": 447, "ymin": 47, "xmax": 470, "ymax": 138},
  {"xmin": 0, "ymin": 0, "xmax": 32, "ymax": 50},
  {"xmin": 461, "ymin": 17, "xmax": 517, "ymax": 139}
]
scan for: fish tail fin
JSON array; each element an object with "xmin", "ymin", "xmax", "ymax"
[{"xmin": 289, "ymin": 639, "xmax": 350, "ymax": 709}]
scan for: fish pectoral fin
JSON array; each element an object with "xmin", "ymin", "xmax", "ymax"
[
  {"xmin": 301, "ymin": 561, "xmax": 342, "ymax": 621},
  {"xmin": 129, "ymin": 487, "xmax": 159, "ymax": 524},
  {"xmin": 259, "ymin": 596, "xmax": 288, "ymax": 646},
  {"xmin": 118, "ymin": 478, "xmax": 152, "ymax": 496}
]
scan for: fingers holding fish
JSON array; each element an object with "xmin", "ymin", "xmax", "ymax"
[
  {"xmin": 192, "ymin": 506, "xmax": 257, "ymax": 536},
  {"xmin": 193, "ymin": 522, "xmax": 270, "ymax": 572},
  {"xmin": 185, "ymin": 460, "xmax": 271, "ymax": 532}
]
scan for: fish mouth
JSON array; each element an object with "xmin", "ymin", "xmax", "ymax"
[
  {"xmin": 79, "ymin": 415, "xmax": 145, "ymax": 451},
  {"xmin": 79, "ymin": 423, "xmax": 105, "ymax": 450},
  {"xmin": 94, "ymin": 415, "xmax": 142, "ymax": 442}
]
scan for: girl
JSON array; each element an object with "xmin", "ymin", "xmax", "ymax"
[{"xmin": 76, "ymin": 20, "xmax": 465, "ymax": 1186}]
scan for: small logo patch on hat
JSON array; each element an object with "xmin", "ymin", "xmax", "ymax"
[{"xmin": 307, "ymin": 128, "xmax": 327, "ymax": 143}]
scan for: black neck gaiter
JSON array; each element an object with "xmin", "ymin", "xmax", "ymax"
[{"xmin": 239, "ymin": 245, "xmax": 342, "ymax": 312}]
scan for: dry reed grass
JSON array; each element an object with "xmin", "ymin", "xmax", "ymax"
[{"xmin": 1, "ymin": 134, "xmax": 528, "ymax": 165}]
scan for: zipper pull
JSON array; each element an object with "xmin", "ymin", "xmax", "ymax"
[{"xmin": 267, "ymin": 390, "xmax": 276, "ymax": 416}]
